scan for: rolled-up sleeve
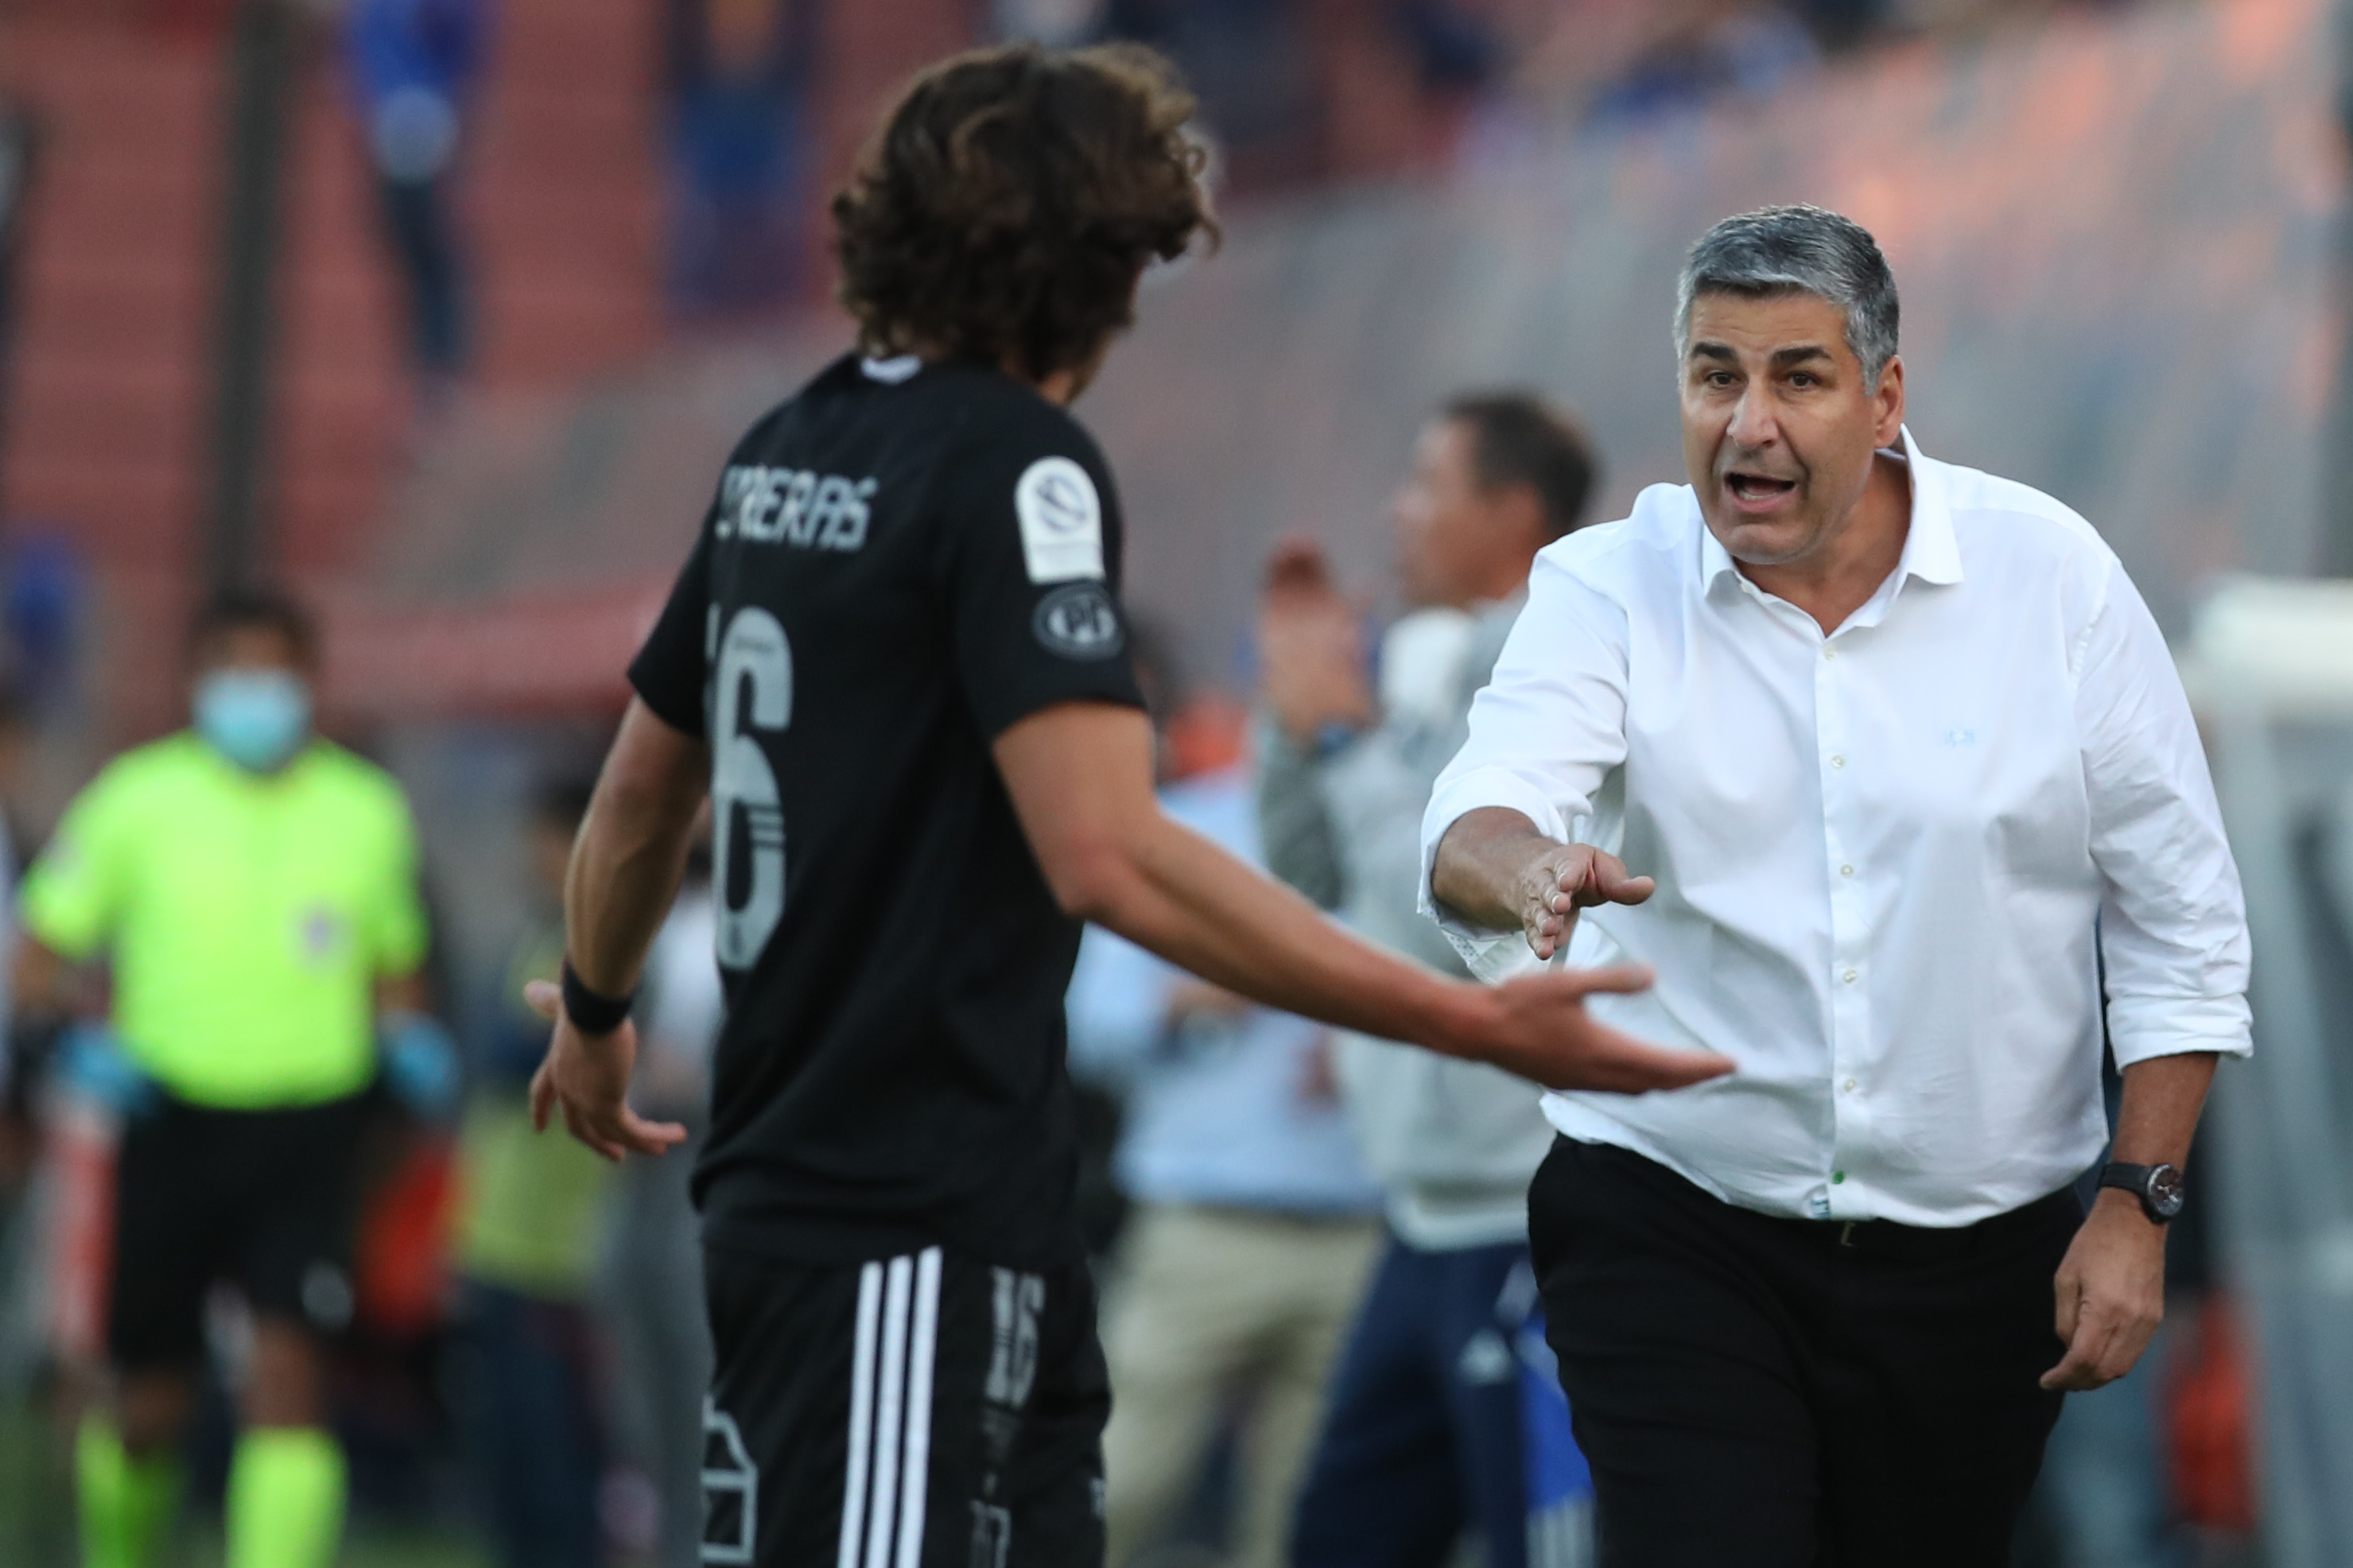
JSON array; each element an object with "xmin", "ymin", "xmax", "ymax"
[
  {"xmin": 2075, "ymin": 561, "xmax": 2252, "ymax": 1063},
  {"xmin": 1419, "ymin": 552, "xmax": 1632, "ymax": 956}
]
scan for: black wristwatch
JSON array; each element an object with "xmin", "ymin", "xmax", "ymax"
[{"xmin": 2098, "ymin": 1161, "xmax": 2185, "ymax": 1225}]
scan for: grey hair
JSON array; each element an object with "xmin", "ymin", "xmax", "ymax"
[{"xmin": 1674, "ymin": 205, "xmax": 1900, "ymax": 388}]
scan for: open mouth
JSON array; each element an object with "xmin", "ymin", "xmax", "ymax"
[{"xmin": 1724, "ymin": 471, "xmax": 1799, "ymax": 510}]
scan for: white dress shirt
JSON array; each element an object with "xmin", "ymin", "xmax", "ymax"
[{"xmin": 1420, "ymin": 428, "xmax": 2250, "ymax": 1228}]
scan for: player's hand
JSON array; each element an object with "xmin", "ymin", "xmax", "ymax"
[
  {"xmin": 523, "ymin": 979, "xmax": 689, "ymax": 1162},
  {"xmin": 2042, "ymin": 1190, "xmax": 2166, "ymax": 1391},
  {"xmin": 1514, "ymin": 841, "xmax": 1654, "ymax": 961},
  {"xmin": 1455, "ymin": 964, "xmax": 1732, "ymax": 1093}
]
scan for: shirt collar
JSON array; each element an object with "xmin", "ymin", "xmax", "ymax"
[
  {"xmin": 1698, "ymin": 424, "xmax": 1961, "ymax": 596},
  {"xmin": 1894, "ymin": 425, "xmax": 1962, "ymax": 588}
]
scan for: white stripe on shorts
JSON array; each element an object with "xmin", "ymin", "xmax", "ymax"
[
  {"xmin": 864, "ymin": 1256, "xmax": 913, "ymax": 1568},
  {"xmin": 837, "ymin": 1260, "xmax": 885, "ymax": 1568},
  {"xmin": 837, "ymin": 1250, "xmax": 943, "ymax": 1568},
  {"xmin": 895, "ymin": 1248, "xmax": 943, "ymax": 1568}
]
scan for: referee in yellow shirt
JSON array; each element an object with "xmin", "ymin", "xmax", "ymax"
[{"xmin": 16, "ymin": 589, "xmax": 435, "ymax": 1568}]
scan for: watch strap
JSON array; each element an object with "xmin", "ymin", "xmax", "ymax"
[{"xmin": 2097, "ymin": 1161, "xmax": 2174, "ymax": 1223}]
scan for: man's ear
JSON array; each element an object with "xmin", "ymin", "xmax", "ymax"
[{"xmin": 1873, "ymin": 354, "xmax": 1906, "ymax": 447}]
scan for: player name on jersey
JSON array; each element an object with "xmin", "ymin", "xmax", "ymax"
[{"xmin": 714, "ymin": 464, "xmax": 879, "ymax": 553}]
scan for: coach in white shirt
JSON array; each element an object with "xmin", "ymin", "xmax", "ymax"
[{"xmin": 1423, "ymin": 206, "xmax": 2249, "ymax": 1564}]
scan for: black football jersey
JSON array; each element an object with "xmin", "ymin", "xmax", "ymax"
[{"xmin": 628, "ymin": 352, "xmax": 1145, "ymax": 1268}]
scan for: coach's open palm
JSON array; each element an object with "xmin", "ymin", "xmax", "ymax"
[
  {"xmin": 523, "ymin": 979, "xmax": 689, "ymax": 1162},
  {"xmin": 1467, "ymin": 964, "xmax": 1734, "ymax": 1094}
]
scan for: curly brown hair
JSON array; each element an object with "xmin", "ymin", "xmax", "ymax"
[{"xmin": 832, "ymin": 43, "xmax": 1217, "ymax": 382}]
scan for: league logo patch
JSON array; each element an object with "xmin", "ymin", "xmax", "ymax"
[
  {"xmin": 1015, "ymin": 457, "xmax": 1105, "ymax": 584},
  {"xmin": 1032, "ymin": 584, "xmax": 1124, "ymax": 661}
]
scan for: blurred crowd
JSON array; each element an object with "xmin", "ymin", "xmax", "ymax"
[
  {"xmin": 231, "ymin": 0, "xmax": 2172, "ymax": 410},
  {"xmin": 984, "ymin": 0, "xmax": 2152, "ymax": 187}
]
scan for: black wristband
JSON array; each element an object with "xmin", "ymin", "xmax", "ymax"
[{"xmin": 561, "ymin": 958, "xmax": 635, "ymax": 1035}]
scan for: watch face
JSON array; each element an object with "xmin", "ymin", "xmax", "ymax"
[{"xmin": 2147, "ymin": 1165, "xmax": 2186, "ymax": 1219}]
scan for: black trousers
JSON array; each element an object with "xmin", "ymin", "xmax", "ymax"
[{"xmin": 1528, "ymin": 1136, "xmax": 2081, "ymax": 1566}]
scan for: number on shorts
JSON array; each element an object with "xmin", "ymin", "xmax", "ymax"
[{"xmin": 713, "ymin": 607, "xmax": 791, "ymax": 969}]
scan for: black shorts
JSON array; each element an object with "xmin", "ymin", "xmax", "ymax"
[
  {"xmin": 701, "ymin": 1242, "xmax": 1109, "ymax": 1568},
  {"xmin": 108, "ymin": 1090, "xmax": 371, "ymax": 1369}
]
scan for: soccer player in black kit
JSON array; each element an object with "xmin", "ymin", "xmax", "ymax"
[{"xmin": 526, "ymin": 42, "xmax": 1728, "ymax": 1568}]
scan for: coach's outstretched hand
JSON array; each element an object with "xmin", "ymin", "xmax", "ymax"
[
  {"xmin": 1454, "ymin": 963, "xmax": 1732, "ymax": 1094},
  {"xmin": 523, "ymin": 979, "xmax": 689, "ymax": 1162}
]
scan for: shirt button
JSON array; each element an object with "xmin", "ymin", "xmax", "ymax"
[
  {"xmin": 1831, "ymin": 1170, "xmax": 1847, "ymax": 1184},
  {"xmin": 1842, "ymin": 1077, "xmax": 1858, "ymax": 1093},
  {"xmin": 1839, "ymin": 864, "xmax": 1855, "ymax": 878},
  {"xmin": 1823, "ymin": 646, "xmax": 1839, "ymax": 660},
  {"xmin": 1842, "ymin": 968, "xmax": 1859, "ymax": 984},
  {"xmin": 1830, "ymin": 755, "xmax": 1846, "ymax": 769}
]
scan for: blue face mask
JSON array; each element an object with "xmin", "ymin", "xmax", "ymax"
[{"xmin": 194, "ymin": 670, "xmax": 312, "ymax": 773}]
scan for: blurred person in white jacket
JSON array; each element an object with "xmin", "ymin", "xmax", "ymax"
[
  {"xmin": 1256, "ymin": 394, "xmax": 1599, "ymax": 1568},
  {"xmin": 602, "ymin": 844, "xmax": 718, "ymax": 1568},
  {"xmin": 1070, "ymin": 643, "xmax": 1384, "ymax": 1568}
]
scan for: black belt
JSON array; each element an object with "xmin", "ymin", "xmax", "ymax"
[{"xmin": 1811, "ymin": 1185, "xmax": 2080, "ymax": 1261}]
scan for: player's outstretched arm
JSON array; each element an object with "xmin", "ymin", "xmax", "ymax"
[
  {"xmin": 527, "ymin": 698, "xmax": 710, "ymax": 1160},
  {"xmin": 994, "ymin": 702, "xmax": 1730, "ymax": 1094}
]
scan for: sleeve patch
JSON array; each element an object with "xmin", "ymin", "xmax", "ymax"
[
  {"xmin": 1033, "ymin": 584, "xmax": 1126, "ymax": 660},
  {"xmin": 1015, "ymin": 457, "xmax": 1106, "ymax": 584}
]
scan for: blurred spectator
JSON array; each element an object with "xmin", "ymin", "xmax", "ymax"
[
  {"xmin": 992, "ymin": 0, "xmax": 1107, "ymax": 48},
  {"xmin": 1256, "ymin": 394, "xmax": 1597, "ymax": 1568},
  {"xmin": 1070, "ymin": 646, "xmax": 1382, "ymax": 1568},
  {"xmin": 1583, "ymin": 1, "xmax": 1818, "ymax": 126},
  {"xmin": 1501, "ymin": 0, "xmax": 2117, "ymax": 124},
  {"xmin": 662, "ymin": 0, "xmax": 817, "ymax": 316},
  {"xmin": 17, "ymin": 588, "xmax": 435, "ymax": 1568},
  {"xmin": 446, "ymin": 777, "xmax": 610, "ymax": 1568},
  {"xmin": 1793, "ymin": 0, "xmax": 1890, "ymax": 49},
  {"xmin": 0, "ymin": 682, "xmax": 44, "ymax": 1393},
  {"xmin": 0, "ymin": 683, "xmax": 29, "ymax": 1115},
  {"xmin": 1093, "ymin": 0, "xmax": 1325, "ymax": 186},
  {"xmin": 4, "ymin": 536, "xmax": 83, "ymax": 722},
  {"xmin": 0, "ymin": 102, "xmax": 32, "ymax": 478},
  {"xmin": 1081, "ymin": 0, "xmax": 1505, "ymax": 187},
  {"xmin": 600, "ymin": 836, "xmax": 717, "ymax": 1568},
  {"xmin": 342, "ymin": 0, "xmax": 489, "ymax": 394}
]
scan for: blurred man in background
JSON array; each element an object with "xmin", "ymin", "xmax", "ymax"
[
  {"xmin": 603, "ymin": 828, "xmax": 720, "ymax": 1568},
  {"xmin": 447, "ymin": 777, "xmax": 612, "ymax": 1568},
  {"xmin": 1066, "ymin": 638, "xmax": 1382, "ymax": 1568},
  {"xmin": 1258, "ymin": 394, "xmax": 1598, "ymax": 1568},
  {"xmin": 16, "ymin": 589, "xmax": 436, "ymax": 1568}
]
